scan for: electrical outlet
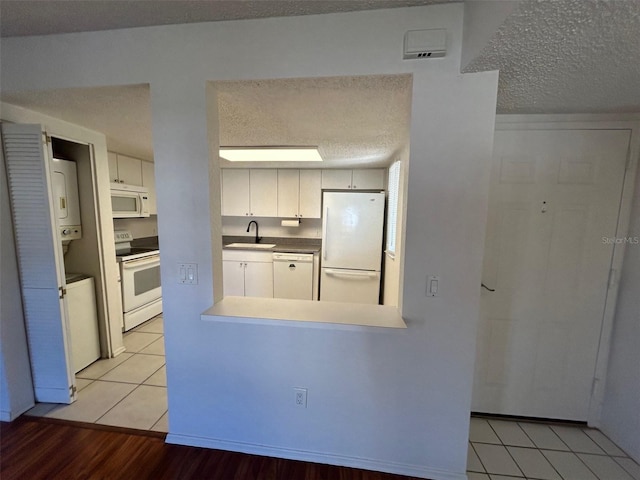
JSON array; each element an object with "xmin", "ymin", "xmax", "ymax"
[{"xmin": 294, "ymin": 387, "xmax": 307, "ymax": 408}]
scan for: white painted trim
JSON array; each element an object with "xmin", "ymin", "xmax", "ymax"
[
  {"xmin": 496, "ymin": 113, "xmax": 640, "ymax": 124},
  {"xmin": 166, "ymin": 433, "xmax": 467, "ymax": 480},
  {"xmin": 589, "ymin": 126, "xmax": 640, "ymax": 427},
  {"xmin": 495, "ymin": 114, "xmax": 640, "ymax": 426},
  {"xmin": 0, "ymin": 398, "xmax": 35, "ymax": 421},
  {"xmin": 112, "ymin": 345, "xmax": 127, "ymax": 357},
  {"xmin": 0, "ymin": 402, "xmax": 36, "ymax": 422}
]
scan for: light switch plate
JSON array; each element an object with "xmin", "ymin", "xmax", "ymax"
[
  {"xmin": 427, "ymin": 275, "xmax": 439, "ymax": 297},
  {"xmin": 178, "ymin": 263, "xmax": 198, "ymax": 284}
]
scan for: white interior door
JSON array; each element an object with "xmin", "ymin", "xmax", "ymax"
[
  {"xmin": 473, "ymin": 128, "xmax": 630, "ymax": 421},
  {"xmin": 2, "ymin": 123, "xmax": 75, "ymax": 404}
]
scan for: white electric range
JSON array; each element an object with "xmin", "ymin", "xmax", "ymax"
[{"xmin": 115, "ymin": 231, "xmax": 162, "ymax": 331}]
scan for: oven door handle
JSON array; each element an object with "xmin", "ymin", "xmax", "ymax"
[{"xmin": 121, "ymin": 256, "xmax": 160, "ymax": 270}]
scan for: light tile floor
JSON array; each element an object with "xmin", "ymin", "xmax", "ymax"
[
  {"xmin": 25, "ymin": 314, "xmax": 168, "ymax": 433},
  {"xmin": 468, "ymin": 416, "xmax": 640, "ymax": 480}
]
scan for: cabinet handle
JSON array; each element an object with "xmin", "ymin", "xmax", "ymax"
[
  {"xmin": 246, "ymin": 213, "xmax": 249, "ymax": 216},
  {"xmin": 250, "ymin": 213, "xmax": 254, "ymax": 216},
  {"xmin": 323, "ymin": 208, "xmax": 329, "ymax": 260},
  {"xmin": 352, "ymin": 185, "xmax": 357, "ymax": 189}
]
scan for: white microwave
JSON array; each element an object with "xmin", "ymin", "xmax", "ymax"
[{"xmin": 111, "ymin": 183, "xmax": 150, "ymax": 218}]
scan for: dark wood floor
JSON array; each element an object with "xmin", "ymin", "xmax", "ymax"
[{"xmin": 1, "ymin": 417, "xmax": 424, "ymax": 480}]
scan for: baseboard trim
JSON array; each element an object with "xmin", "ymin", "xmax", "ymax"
[
  {"xmin": 166, "ymin": 433, "xmax": 467, "ymax": 480},
  {"xmin": 0, "ymin": 400, "xmax": 34, "ymax": 422}
]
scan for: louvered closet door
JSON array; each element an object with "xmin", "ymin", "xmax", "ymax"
[{"xmin": 2, "ymin": 124, "xmax": 74, "ymax": 404}]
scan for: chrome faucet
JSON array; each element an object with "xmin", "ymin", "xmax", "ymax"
[{"xmin": 246, "ymin": 220, "xmax": 261, "ymax": 244}]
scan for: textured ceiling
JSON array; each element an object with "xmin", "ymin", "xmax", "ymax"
[
  {"xmin": 1, "ymin": 85, "xmax": 155, "ymax": 161},
  {"xmin": 0, "ymin": 76, "xmax": 412, "ymax": 167},
  {"xmin": 216, "ymin": 75, "xmax": 412, "ymax": 168},
  {"xmin": 464, "ymin": 0, "xmax": 640, "ymax": 114},
  {"xmin": 1, "ymin": 0, "xmax": 638, "ymax": 166},
  {"xmin": 0, "ymin": 0, "xmax": 451, "ymax": 37}
]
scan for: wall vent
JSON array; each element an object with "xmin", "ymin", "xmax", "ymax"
[{"xmin": 403, "ymin": 29, "xmax": 446, "ymax": 60}]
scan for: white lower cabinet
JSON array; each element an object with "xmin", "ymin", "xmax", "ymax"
[
  {"xmin": 244, "ymin": 262, "xmax": 274, "ymax": 297},
  {"xmin": 222, "ymin": 250, "xmax": 273, "ymax": 298}
]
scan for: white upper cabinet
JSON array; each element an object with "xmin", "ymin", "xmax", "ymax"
[
  {"xmin": 298, "ymin": 170, "xmax": 321, "ymax": 218},
  {"xmin": 277, "ymin": 169, "xmax": 321, "ymax": 219},
  {"xmin": 222, "ymin": 168, "xmax": 379, "ymax": 217},
  {"xmin": 221, "ymin": 169, "xmax": 278, "ymax": 217},
  {"xmin": 108, "ymin": 152, "xmax": 143, "ymax": 186},
  {"xmin": 277, "ymin": 169, "xmax": 300, "ymax": 218},
  {"xmin": 108, "ymin": 152, "xmax": 118, "ymax": 183},
  {"xmin": 141, "ymin": 161, "xmax": 157, "ymax": 215},
  {"xmin": 249, "ymin": 169, "xmax": 278, "ymax": 217},
  {"xmin": 321, "ymin": 169, "xmax": 353, "ymax": 190},
  {"xmin": 321, "ymin": 169, "xmax": 385, "ymax": 190},
  {"xmin": 221, "ymin": 169, "xmax": 250, "ymax": 216},
  {"xmin": 351, "ymin": 169, "xmax": 385, "ymax": 190}
]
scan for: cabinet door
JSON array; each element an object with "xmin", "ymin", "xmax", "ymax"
[
  {"xmin": 221, "ymin": 169, "xmax": 250, "ymax": 216},
  {"xmin": 141, "ymin": 161, "xmax": 157, "ymax": 215},
  {"xmin": 250, "ymin": 169, "xmax": 278, "ymax": 217},
  {"xmin": 116, "ymin": 154, "xmax": 143, "ymax": 185},
  {"xmin": 321, "ymin": 169, "xmax": 352, "ymax": 190},
  {"xmin": 244, "ymin": 261, "xmax": 274, "ymax": 298},
  {"xmin": 222, "ymin": 260, "xmax": 245, "ymax": 296},
  {"xmin": 299, "ymin": 169, "xmax": 321, "ymax": 218},
  {"xmin": 107, "ymin": 152, "xmax": 119, "ymax": 183},
  {"xmin": 352, "ymin": 169, "xmax": 384, "ymax": 190},
  {"xmin": 277, "ymin": 169, "xmax": 299, "ymax": 217}
]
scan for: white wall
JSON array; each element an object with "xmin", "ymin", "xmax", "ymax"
[
  {"xmin": 113, "ymin": 217, "xmax": 158, "ymax": 239},
  {"xmin": 0, "ymin": 136, "xmax": 35, "ymax": 420},
  {"xmin": 461, "ymin": 1, "xmax": 521, "ymax": 71},
  {"xmin": 600, "ymin": 162, "xmax": 640, "ymax": 462},
  {"xmin": 222, "ymin": 216, "xmax": 321, "ymax": 239},
  {"xmin": 0, "ymin": 5, "xmax": 498, "ymax": 478}
]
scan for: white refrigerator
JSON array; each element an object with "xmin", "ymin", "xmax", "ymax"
[{"xmin": 320, "ymin": 191, "xmax": 385, "ymax": 304}]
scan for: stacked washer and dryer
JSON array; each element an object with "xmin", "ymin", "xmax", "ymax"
[{"xmin": 52, "ymin": 157, "xmax": 101, "ymax": 373}]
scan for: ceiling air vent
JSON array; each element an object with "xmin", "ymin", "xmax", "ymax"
[{"xmin": 403, "ymin": 29, "xmax": 446, "ymax": 60}]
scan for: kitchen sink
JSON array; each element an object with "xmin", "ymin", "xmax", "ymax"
[{"xmin": 225, "ymin": 243, "xmax": 276, "ymax": 249}]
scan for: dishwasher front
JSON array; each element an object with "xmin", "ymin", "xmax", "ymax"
[{"xmin": 272, "ymin": 252, "xmax": 314, "ymax": 300}]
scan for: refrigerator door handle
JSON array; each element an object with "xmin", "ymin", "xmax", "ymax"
[
  {"xmin": 323, "ymin": 207, "xmax": 329, "ymax": 260},
  {"xmin": 324, "ymin": 268, "xmax": 378, "ymax": 278}
]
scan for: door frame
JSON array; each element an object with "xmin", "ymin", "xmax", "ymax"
[{"xmin": 494, "ymin": 113, "xmax": 640, "ymax": 426}]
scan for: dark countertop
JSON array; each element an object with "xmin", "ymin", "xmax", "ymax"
[{"xmin": 223, "ymin": 236, "xmax": 321, "ymax": 254}]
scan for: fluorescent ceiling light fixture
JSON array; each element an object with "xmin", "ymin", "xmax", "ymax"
[{"xmin": 220, "ymin": 147, "xmax": 322, "ymax": 162}]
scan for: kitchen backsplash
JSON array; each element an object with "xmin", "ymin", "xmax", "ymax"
[
  {"xmin": 113, "ymin": 216, "xmax": 158, "ymax": 239},
  {"xmin": 221, "ymin": 217, "xmax": 322, "ymax": 239}
]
